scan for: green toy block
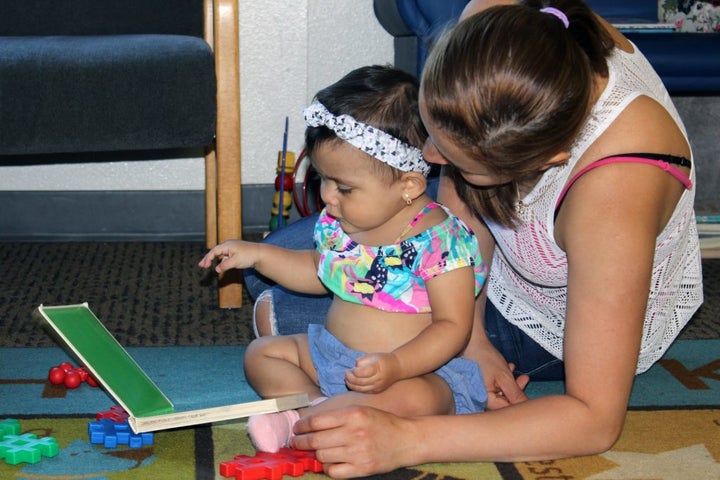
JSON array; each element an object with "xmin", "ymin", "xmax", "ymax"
[
  {"xmin": 0, "ymin": 419, "xmax": 21, "ymax": 440},
  {"xmin": 0, "ymin": 433, "xmax": 59, "ymax": 465}
]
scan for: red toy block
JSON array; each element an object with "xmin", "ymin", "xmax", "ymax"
[
  {"xmin": 219, "ymin": 448, "xmax": 323, "ymax": 480},
  {"xmin": 96, "ymin": 406, "xmax": 130, "ymax": 423}
]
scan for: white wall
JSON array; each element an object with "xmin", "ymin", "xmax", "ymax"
[{"xmin": 0, "ymin": 0, "xmax": 393, "ymax": 191}]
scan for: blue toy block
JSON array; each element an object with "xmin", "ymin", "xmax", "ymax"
[
  {"xmin": 0, "ymin": 419, "xmax": 21, "ymax": 439},
  {"xmin": 0, "ymin": 433, "xmax": 59, "ymax": 465},
  {"xmin": 88, "ymin": 419, "xmax": 154, "ymax": 449}
]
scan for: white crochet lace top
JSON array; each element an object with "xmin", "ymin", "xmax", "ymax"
[{"xmin": 485, "ymin": 44, "xmax": 704, "ymax": 373}]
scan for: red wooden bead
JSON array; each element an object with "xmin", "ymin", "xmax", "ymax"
[
  {"xmin": 86, "ymin": 375, "xmax": 99, "ymax": 387},
  {"xmin": 274, "ymin": 175, "xmax": 294, "ymax": 191},
  {"xmin": 58, "ymin": 362, "xmax": 74, "ymax": 372},
  {"xmin": 48, "ymin": 367, "xmax": 65, "ymax": 385},
  {"xmin": 64, "ymin": 371, "xmax": 82, "ymax": 389},
  {"xmin": 74, "ymin": 367, "xmax": 89, "ymax": 382}
]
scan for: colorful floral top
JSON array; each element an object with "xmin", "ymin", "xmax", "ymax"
[{"xmin": 313, "ymin": 202, "xmax": 486, "ymax": 313}]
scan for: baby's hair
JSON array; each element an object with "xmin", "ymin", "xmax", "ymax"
[
  {"xmin": 422, "ymin": 0, "xmax": 613, "ymax": 227},
  {"xmin": 305, "ymin": 65, "xmax": 427, "ymax": 182}
]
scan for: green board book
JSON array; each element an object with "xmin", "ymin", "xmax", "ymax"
[{"xmin": 36, "ymin": 303, "xmax": 308, "ymax": 433}]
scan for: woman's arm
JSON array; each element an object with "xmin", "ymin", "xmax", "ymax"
[
  {"xmin": 443, "ymin": 135, "xmax": 681, "ymax": 462},
  {"xmin": 437, "ymin": 170, "xmax": 529, "ymax": 407}
]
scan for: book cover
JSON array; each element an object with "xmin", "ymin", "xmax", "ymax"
[{"xmin": 36, "ymin": 303, "xmax": 308, "ymax": 433}]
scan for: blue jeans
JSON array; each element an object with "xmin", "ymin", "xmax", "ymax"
[
  {"xmin": 483, "ymin": 301, "xmax": 564, "ymax": 380},
  {"xmin": 308, "ymin": 323, "xmax": 488, "ymax": 413},
  {"xmin": 243, "ymin": 188, "xmax": 564, "ymax": 381}
]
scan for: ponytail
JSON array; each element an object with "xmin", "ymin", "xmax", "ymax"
[{"xmin": 520, "ymin": 0, "xmax": 614, "ymax": 76}]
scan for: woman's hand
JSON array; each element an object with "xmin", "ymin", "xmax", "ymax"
[
  {"xmin": 465, "ymin": 338, "xmax": 529, "ymax": 409},
  {"xmin": 292, "ymin": 405, "xmax": 418, "ymax": 478},
  {"xmin": 486, "ymin": 359, "xmax": 530, "ymax": 409}
]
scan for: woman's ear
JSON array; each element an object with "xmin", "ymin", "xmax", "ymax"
[
  {"xmin": 401, "ymin": 172, "xmax": 428, "ymax": 201},
  {"xmin": 542, "ymin": 151, "xmax": 570, "ymax": 171}
]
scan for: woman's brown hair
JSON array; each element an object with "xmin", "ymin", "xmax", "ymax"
[{"xmin": 421, "ymin": 0, "xmax": 614, "ymax": 227}]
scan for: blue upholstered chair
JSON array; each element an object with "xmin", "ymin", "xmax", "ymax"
[{"xmin": 0, "ymin": 0, "xmax": 243, "ymax": 307}]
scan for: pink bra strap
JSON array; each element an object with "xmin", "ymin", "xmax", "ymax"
[{"xmin": 555, "ymin": 156, "xmax": 693, "ymax": 210}]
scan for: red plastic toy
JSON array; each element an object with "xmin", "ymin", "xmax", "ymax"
[
  {"xmin": 96, "ymin": 406, "xmax": 130, "ymax": 423},
  {"xmin": 48, "ymin": 362, "xmax": 98, "ymax": 389},
  {"xmin": 219, "ymin": 448, "xmax": 323, "ymax": 480}
]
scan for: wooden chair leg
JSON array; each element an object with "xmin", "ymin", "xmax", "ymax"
[
  {"xmin": 205, "ymin": 145, "xmax": 243, "ymax": 308},
  {"xmin": 212, "ymin": 0, "xmax": 243, "ymax": 308},
  {"xmin": 204, "ymin": 149, "xmax": 218, "ymax": 249}
]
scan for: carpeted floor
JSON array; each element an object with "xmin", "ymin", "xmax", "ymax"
[
  {"xmin": 2, "ymin": 241, "xmax": 719, "ymax": 479},
  {"xmin": 2, "ymin": 341, "xmax": 718, "ymax": 479},
  {"xmin": 1, "ymin": 240, "xmax": 719, "ymax": 348},
  {"xmin": 0, "ymin": 241, "xmax": 259, "ymax": 348}
]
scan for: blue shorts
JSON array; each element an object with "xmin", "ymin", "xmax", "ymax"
[{"xmin": 307, "ymin": 323, "xmax": 487, "ymax": 414}]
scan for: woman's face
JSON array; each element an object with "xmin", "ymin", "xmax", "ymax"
[{"xmin": 419, "ymin": 96, "xmax": 510, "ymax": 187}]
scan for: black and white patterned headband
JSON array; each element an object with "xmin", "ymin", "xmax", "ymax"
[{"xmin": 303, "ymin": 102, "xmax": 430, "ymax": 176}]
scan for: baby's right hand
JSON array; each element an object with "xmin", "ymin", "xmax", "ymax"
[
  {"xmin": 198, "ymin": 240, "xmax": 258, "ymax": 273},
  {"xmin": 345, "ymin": 353, "xmax": 401, "ymax": 394}
]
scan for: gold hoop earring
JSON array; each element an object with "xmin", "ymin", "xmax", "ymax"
[{"xmin": 404, "ymin": 194, "xmax": 412, "ymax": 206}]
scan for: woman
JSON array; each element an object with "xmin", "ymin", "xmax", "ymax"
[{"xmin": 246, "ymin": 0, "xmax": 703, "ymax": 477}]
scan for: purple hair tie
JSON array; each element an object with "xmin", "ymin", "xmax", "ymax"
[{"xmin": 540, "ymin": 7, "xmax": 569, "ymax": 28}]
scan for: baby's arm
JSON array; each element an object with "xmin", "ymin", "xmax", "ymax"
[
  {"xmin": 345, "ymin": 267, "xmax": 476, "ymax": 393},
  {"xmin": 198, "ymin": 240, "xmax": 327, "ymax": 295}
]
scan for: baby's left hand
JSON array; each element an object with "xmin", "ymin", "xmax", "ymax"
[
  {"xmin": 198, "ymin": 240, "xmax": 258, "ymax": 273},
  {"xmin": 345, "ymin": 353, "xmax": 401, "ymax": 394}
]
